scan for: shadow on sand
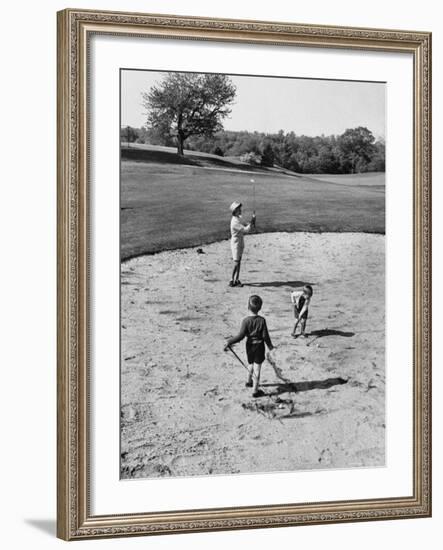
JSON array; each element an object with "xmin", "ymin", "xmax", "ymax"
[
  {"xmin": 305, "ymin": 328, "xmax": 355, "ymax": 346},
  {"xmin": 308, "ymin": 328, "xmax": 355, "ymax": 338},
  {"xmin": 262, "ymin": 377, "xmax": 348, "ymax": 396},
  {"xmin": 245, "ymin": 280, "xmax": 315, "ymax": 289}
]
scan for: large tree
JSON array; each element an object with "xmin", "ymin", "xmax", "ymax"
[
  {"xmin": 142, "ymin": 73, "xmax": 236, "ymax": 156},
  {"xmin": 337, "ymin": 126, "xmax": 376, "ymax": 173}
]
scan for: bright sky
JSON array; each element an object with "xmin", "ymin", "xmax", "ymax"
[{"xmin": 121, "ymin": 69, "xmax": 385, "ymax": 138}]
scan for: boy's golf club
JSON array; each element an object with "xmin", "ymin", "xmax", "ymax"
[
  {"xmin": 226, "ymin": 345, "xmax": 259, "ymax": 383},
  {"xmin": 226, "ymin": 345, "xmax": 247, "ymax": 369}
]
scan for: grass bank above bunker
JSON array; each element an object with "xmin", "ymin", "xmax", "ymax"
[{"xmin": 120, "ymin": 145, "xmax": 385, "ymax": 260}]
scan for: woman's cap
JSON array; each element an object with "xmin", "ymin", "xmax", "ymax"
[{"xmin": 230, "ymin": 201, "xmax": 242, "ymax": 214}]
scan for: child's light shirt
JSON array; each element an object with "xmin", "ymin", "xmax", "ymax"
[
  {"xmin": 230, "ymin": 215, "xmax": 251, "ymax": 246},
  {"xmin": 290, "ymin": 290, "xmax": 310, "ymax": 310}
]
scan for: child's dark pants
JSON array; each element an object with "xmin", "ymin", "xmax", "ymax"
[{"xmin": 246, "ymin": 341, "xmax": 265, "ymax": 364}]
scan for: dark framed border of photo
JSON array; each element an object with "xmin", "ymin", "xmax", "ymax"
[{"xmin": 57, "ymin": 8, "xmax": 431, "ymax": 541}]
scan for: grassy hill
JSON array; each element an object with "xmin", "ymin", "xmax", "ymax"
[
  {"xmin": 120, "ymin": 144, "xmax": 385, "ymax": 260},
  {"xmin": 122, "ymin": 142, "xmax": 299, "ymax": 175}
]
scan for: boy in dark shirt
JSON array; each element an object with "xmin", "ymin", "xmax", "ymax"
[{"xmin": 224, "ymin": 295, "xmax": 274, "ymax": 397}]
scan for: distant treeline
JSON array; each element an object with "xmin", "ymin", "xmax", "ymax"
[{"xmin": 121, "ymin": 126, "xmax": 385, "ymax": 174}]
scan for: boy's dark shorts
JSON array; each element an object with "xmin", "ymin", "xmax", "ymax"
[
  {"xmin": 294, "ymin": 304, "xmax": 308, "ymax": 320},
  {"xmin": 246, "ymin": 341, "xmax": 265, "ymax": 364}
]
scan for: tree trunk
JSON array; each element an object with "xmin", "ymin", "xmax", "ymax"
[{"xmin": 176, "ymin": 132, "xmax": 185, "ymax": 156}]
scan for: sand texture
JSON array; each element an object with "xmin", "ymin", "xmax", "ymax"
[{"xmin": 120, "ymin": 232, "xmax": 385, "ymax": 479}]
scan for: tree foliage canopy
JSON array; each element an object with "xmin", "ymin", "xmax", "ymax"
[
  {"xmin": 185, "ymin": 127, "xmax": 384, "ymax": 174},
  {"xmin": 336, "ymin": 126, "xmax": 377, "ymax": 173},
  {"xmin": 123, "ymin": 124, "xmax": 385, "ymax": 174},
  {"xmin": 120, "ymin": 125, "xmax": 138, "ymax": 144},
  {"xmin": 142, "ymin": 73, "xmax": 236, "ymax": 155}
]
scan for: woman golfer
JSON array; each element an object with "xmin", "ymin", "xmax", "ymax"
[{"xmin": 229, "ymin": 201, "xmax": 256, "ymax": 287}]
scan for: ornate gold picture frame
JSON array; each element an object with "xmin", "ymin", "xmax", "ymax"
[{"xmin": 57, "ymin": 8, "xmax": 431, "ymax": 540}]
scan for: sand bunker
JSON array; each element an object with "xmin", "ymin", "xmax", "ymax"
[{"xmin": 120, "ymin": 232, "xmax": 385, "ymax": 479}]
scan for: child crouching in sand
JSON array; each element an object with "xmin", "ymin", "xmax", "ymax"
[
  {"xmin": 291, "ymin": 284, "xmax": 313, "ymax": 338},
  {"xmin": 224, "ymin": 295, "xmax": 274, "ymax": 397}
]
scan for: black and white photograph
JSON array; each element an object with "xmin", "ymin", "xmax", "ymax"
[
  {"xmin": 1, "ymin": 0, "xmax": 438, "ymax": 544},
  {"xmin": 119, "ymin": 69, "xmax": 386, "ymax": 480}
]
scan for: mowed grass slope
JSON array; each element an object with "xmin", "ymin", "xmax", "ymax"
[{"xmin": 121, "ymin": 145, "xmax": 385, "ymax": 259}]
